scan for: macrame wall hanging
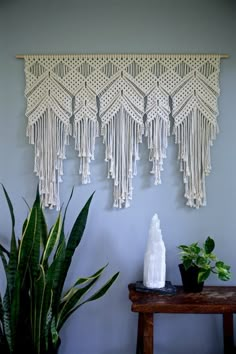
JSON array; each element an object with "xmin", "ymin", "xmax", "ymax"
[{"xmin": 19, "ymin": 53, "xmax": 226, "ymax": 210}]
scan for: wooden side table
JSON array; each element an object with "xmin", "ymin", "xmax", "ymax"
[{"xmin": 128, "ymin": 283, "xmax": 236, "ymax": 354}]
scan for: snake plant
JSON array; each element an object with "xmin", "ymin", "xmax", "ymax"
[{"xmin": 0, "ymin": 185, "xmax": 119, "ymax": 354}]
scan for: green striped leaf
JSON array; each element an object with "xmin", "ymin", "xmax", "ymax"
[
  {"xmin": 62, "ymin": 264, "xmax": 108, "ymax": 303},
  {"xmin": 80, "ymin": 272, "xmax": 119, "ymax": 304},
  {"xmin": 57, "ymin": 272, "xmax": 119, "ymax": 331},
  {"xmin": 0, "ymin": 184, "xmax": 15, "ymax": 237},
  {"xmin": 0, "ymin": 294, "xmax": 3, "ymax": 323},
  {"xmin": 17, "ymin": 205, "xmax": 38, "ymax": 283},
  {"xmin": 57, "ymin": 276, "xmax": 100, "ymax": 331},
  {"xmin": 41, "ymin": 214, "xmax": 61, "ymax": 266},
  {"xmin": 55, "ymin": 192, "xmax": 94, "ymax": 306},
  {"xmin": 32, "ymin": 265, "xmax": 46, "ymax": 354},
  {"xmin": 3, "ymin": 288, "xmax": 12, "ymax": 353}
]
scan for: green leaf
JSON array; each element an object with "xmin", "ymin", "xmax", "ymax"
[
  {"xmin": 0, "ymin": 248, "xmax": 8, "ymax": 278},
  {"xmin": 0, "ymin": 244, "xmax": 10, "ymax": 258},
  {"xmin": 81, "ymin": 272, "xmax": 119, "ymax": 304},
  {"xmin": 61, "ymin": 264, "xmax": 108, "ymax": 306},
  {"xmin": 57, "ymin": 271, "xmax": 119, "ymax": 331},
  {"xmin": 3, "ymin": 289, "xmax": 13, "ymax": 353},
  {"xmin": 17, "ymin": 205, "xmax": 38, "ymax": 283},
  {"xmin": 190, "ymin": 245, "xmax": 201, "ymax": 254},
  {"xmin": 178, "ymin": 245, "xmax": 190, "ymax": 252},
  {"xmin": 0, "ymin": 293, "xmax": 3, "ymax": 324},
  {"xmin": 196, "ymin": 256, "xmax": 206, "ymax": 266},
  {"xmin": 50, "ymin": 317, "xmax": 60, "ymax": 351},
  {"xmin": 58, "ymin": 187, "xmax": 74, "ymax": 246},
  {"xmin": 56, "ymin": 192, "xmax": 95, "ymax": 304},
  {"xmin": 9, "ymin": 272, "xmax": 21, "ymax": 353},
  {"xmin": 183, "ymin": 259, "xmax": 192, "ymax": 270},
  {"xmin": 57, "ymin": 273, "xmax": 104, "ymax": 330},
  {"xmin": 0, "ymin": 184, "xmax": 15, "ymax": 237},
  {"xmin": 73, "ymin": 264, "xmax": 108, "ymax": 287},
  {"xmin": 218, "ymin": 271, "xmax": 231, "ymax": 281},
  {"xmin": 41, "ymin": 214, "xmax": 61, "ymax": 266},
  {"xmin": 7, "ymin": 234, "xmax": 18, "ymax": 299},
  {"xmin": 198, "ymin": 269, "xmax": 211, "ymax": 283},
  {"xmin": 32, "ymin": 265, "xmax": 46, "ymax": 354},
  {"xmin": 204, "ymin": 237, "xmax": 215, "ymax": 254}
]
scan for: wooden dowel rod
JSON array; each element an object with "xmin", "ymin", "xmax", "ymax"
[{"xmin": 15, "ymin": 53, "xmax": 230, "ymax": 59}]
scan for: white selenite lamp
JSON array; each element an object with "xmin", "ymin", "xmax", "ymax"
[{"xmin": 143, "ymin": 213, "xmax": 166, "ymax": 289}]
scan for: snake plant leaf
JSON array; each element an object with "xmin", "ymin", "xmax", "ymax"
[
  {"xmin": 42, "ymin": 290, "xmax": 53, "ymax": 353},
  {"xmin": 80, "ymin": 272, "xmax": 119, "ymax": 304},
  {"xmin": 62, "ymin": 187, "xmax": 74, "ymax": 232},
  {"xmin": 41, "ymin": 214, "xmax": 61, "ymax": 266},
  {"xmin": 41, "ymin": 243, "xmax": 66, "ymax": 340},
  {"xmin": 0, "ymin": 244, "xmax": 10, "ymax": 257},
  {"xmin": 50, "ymin": 317, "xmax": 60, "ymax": 352},
  {"xmin": 55, "ymin": 192, "xmax": 95, "ymax": 305},
  {"xmin": 17, "ymin": 205, "xmax": 38, "ymax": 283},
  {"xmin": 0, "ymin": 184, "xmax": 17, "ymax": 296},
  {"xmin": 32, "ymin": 265, "xmax": 46, "ymax": 354},
  {"xmin": 3, "ymin": 288, "xmax": 12, "ymax": 353},
  {"xmin": 60, "ymin": 264, "xmax": 109, "ymax": 307},
  {"xmin": 0, "ymin": 293, "xmax": 3, "ymax": 323},
  {"xmin": 0, "ymin": 184, "xmax": 15, "ymax": 238},
  {"xmin": 67, "ymin": 263, "xmax": 109, "ymax": 291},
  {"xmin": 0, "ymin": 248, "xmax": 8, "ymax": 276},
  {"xmin": 9, "ymin": 272, "xmax": 21, "ymax": 353},
  {"xmin": 58, "ymin": 272, "xmax": 119, "ymax": 331},
  {"xmin": 21, "ymin": 217, "xmax": 28, "ymax": 237},
  {"xmin": 30, "ymin": 191, "xmax": 46, "ymax": 278},
  {"xmin": 57, "ymin": 187, "xmax": 74, "ymax": 247},
  {"xmin": 57, "ymin": 276, "xmax": 102, "ymax": 331},
  {"xmin": 37, "ymin": 201, "xmax": 48, "ymax": 251},
  {"xmin": 48, "ymin": 240, "xmax": 67, "ymax": 317}
]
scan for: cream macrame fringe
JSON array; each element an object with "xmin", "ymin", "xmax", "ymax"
[
  {"xmin": 73, "ymin": 117, "xmax": 99, "ymax": 184},
  {"xmin": 27, "ymin": 109, "xmax": 71, "ymax": 210},
  {"xmin": 145, "ymin": 85, "xmax": 171, "ymax": 185},
  {"xmin": 101, "ymin": 108, "xmax": 143, "ymax": 208},
  {"xmin": 171, "ymin": 55, "xmax": 220, "ymax": 207},
  {"xmin": 173, "ymin": 109, "xmax": 218, "ymax": 208}
]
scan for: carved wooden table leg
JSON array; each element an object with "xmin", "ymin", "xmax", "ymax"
[
  {"xmin": 143, "ymin": 313, "xmax": 154, "ymax": 354},
  {"xmin": 223, "ymin": 313, "xmax": 234, "ymax": 354}
]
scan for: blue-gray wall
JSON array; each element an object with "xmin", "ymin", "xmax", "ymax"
[{"xmin": 0, "ymin": 0, "xmax": 235, "ymax": 353}]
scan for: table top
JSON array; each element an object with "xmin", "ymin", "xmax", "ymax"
[{"xmin": 128, "ymin": 283, "xmax": 236, "ymax": 314}]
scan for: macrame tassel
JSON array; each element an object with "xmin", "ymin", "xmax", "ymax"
[
  {"xmin": 173, "ymin": 108, "xmax": 219, "ymax": 208},
  {"xmin": 102, "ymin": 107, "xmax": 143, "ymax": 208},
  {"xmin": 73, "ymin": 116, "xmax": 99, "ymax": 184},
  {"xmin": 27, "ymin": 109, "xmax": 71, "ymax": 210},
  {"xmin": 145, "ymin": 116, "xmax": 170, "ymax": 184},
  {"xmin": 145, "ymin": 85, "xmax": 170, "ymax": 185}
]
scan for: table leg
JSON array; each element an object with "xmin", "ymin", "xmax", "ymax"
[
  {"xmin": 136, "ymin": 313, "xmax": 144, "ymax": 354},
  {"xmin": 143, "ymin": 313, "xmax": 154, "ymax": 354},
  {"xmin": 223, "ymin": 313, "xmax": 235, "ymax": 354}
]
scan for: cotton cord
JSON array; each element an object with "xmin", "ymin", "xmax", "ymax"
[{"xmin": 24, "ymin": 54, "xmax": 221, "ymax": 209}]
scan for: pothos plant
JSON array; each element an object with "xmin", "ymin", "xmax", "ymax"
[
  {"xmin": 178, "ymin": 236, "xmax": 231, "ymax": 283},
  {"xmin": 0, "ymin": 185, "xmax": 119, "ymax": 354}
]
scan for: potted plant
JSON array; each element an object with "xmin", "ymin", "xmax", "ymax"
[
  {"xmin": 178, "ymin": 236, "xmax": 231, "ymax": 292},
  {"xmin": 0, "ymin": 185, "xmax": 119, "ymax": 354}
]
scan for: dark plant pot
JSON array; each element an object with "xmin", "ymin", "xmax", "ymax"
[{"xmin": 178, "ymin": 263, "xmax": 204, "ymax": 293}]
